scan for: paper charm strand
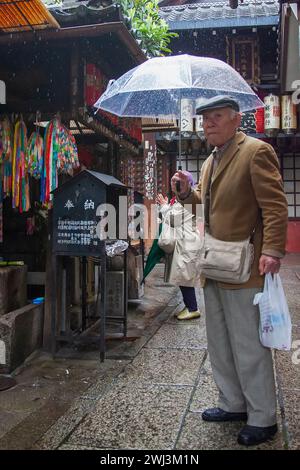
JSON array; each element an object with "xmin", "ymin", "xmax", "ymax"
[
  {"xmin": 12, "ymin": 119, "xmax": 30, "ymax": 212},
  {"xmin": 26, "ymin": 131, "xmax": 44, "ymax": 179},
  {"xmin": 0, "ymin": 117, "xmax": 13, "ymax": 196},
  {"xmin": 41, "ymin": 118, "xmax": 79, "ymax": 203}
]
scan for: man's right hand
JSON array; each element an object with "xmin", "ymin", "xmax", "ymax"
[
  {"xmin": 259, "ymin": 255, "xmax": 281, "ymax": 275},
  {"xmin": 171, "ymin": 171, "xmax": 191, "ymax": 199}
]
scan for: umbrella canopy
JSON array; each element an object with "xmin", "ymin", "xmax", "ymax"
[{"xmin": 94, "ymin": 54, "xmax": 264, "ymax": 117}]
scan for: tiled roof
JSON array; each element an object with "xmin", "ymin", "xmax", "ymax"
[
  {"xmin": 47, "ymin": 0, "xmax": 112, "ymax": 8},
  {"xmin": 0, "ymin": 0, "xmax": 60, "ymax": 33},
  {"xmin": 47, "ymin": 0, "xmax": 120, "ymax": 26},
  {"xmin": 159, "ymin": 1, "xmax": 279, "ymax": 29}
]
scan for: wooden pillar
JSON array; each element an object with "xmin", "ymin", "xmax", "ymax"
[
  {"xmin": 43, "ymin": 211, "xmax": 53, "ymax": 351},
  {"xmin": 143, "ymin": 133, "xmax": 157, "ymax": 247},
  {"xmin": 70, "ymin": 44, "xmax": 80, "ymax": 117}
]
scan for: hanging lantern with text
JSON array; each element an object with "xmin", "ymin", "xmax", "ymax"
[
  {"xmin": 195, "ymin": 115, "xmax": 204, "ymax": 138},
  {"xmin": 281, "ymin": 95, "xmax": 297, "ymax": 134},
  {"xmin": 264, "ymin": 94, "xmax": 280, "ymax": 137},
  {"xmin": 180, "ymin": 99, "xmax": 193, "ymax": 133}
]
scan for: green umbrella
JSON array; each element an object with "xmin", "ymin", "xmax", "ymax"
[{"xmin": 142, "ymin": 223, "xmax": 165, "ymax": 283}]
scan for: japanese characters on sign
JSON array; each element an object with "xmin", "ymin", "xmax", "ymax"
[
  {"xmin": 230, "ymin": 37, "xmax": 260, "ymax": 84},
  {"xmin": 264, "ymin": 94, "xmax": 280, "ymax": 135},
  {"xmin": 57, "ymin": 197, "xmax": 98, "ymax": 248},
  {"xmin": 106, "ymin": 272, "xmax": 124, "ymax": 316},
  {"xmin": 144, "ymin": 135, "xmax": 157, "ymax": 200},
  {"xmin": 281, "ymin": 95, "xmax": 297, "ymax": 134},
  {"xmin": 181, "ymin": 99, "xmax": 193, "ymax": 133},
  {"xmin": 57, "ymin": 218, "xmax": 98, "ymax": 247},
  {"xmin": 53, "ymin": 170, "xmax": 127, "ymax": 254}
]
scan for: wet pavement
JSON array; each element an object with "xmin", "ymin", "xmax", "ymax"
[{"xmin": 0, "ymin": 256, "xmax": 299, "ymax": 450}]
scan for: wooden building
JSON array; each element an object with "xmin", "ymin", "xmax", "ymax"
[
  {"xmin": 156, "ymin": 0, "xmax": 300, "ymax": 251},
  {"xmin": 279, "ymin": 1, "xmax": 300, "ymax": 251},
  {"xmin": 0, "ymin": 0, "xmax": 146, "ymax": 363}
]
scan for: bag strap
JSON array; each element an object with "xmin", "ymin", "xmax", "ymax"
[
  {"xmin": 204, "ymin": 156, "xmax": 215, "ymax": 231},
  {"xmin": 204, "ymin": 152, "xmax": 259, "ymax": 241}
]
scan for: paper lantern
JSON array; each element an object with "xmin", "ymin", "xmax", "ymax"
[
  {"xmin": 264, "ymin": 94, "xmax": 280, "ymax": 136},
  {"xmin": 180, "ymin": 99, "xmax": 193, "ymax": 133},
  {"xmin": 281, "ymin": 95, "xmax": 297, "ymax": 134}
]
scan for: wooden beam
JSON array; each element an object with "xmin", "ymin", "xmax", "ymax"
[
  {"xmin": 0, "ymin": 22, "xmax": 146, "ymax": 64},
  {"xmin": 70, "ymin": 46, "xmax": 80, "ymax": 117},
  {"xmin": 78, "ymin": 109, "xmax": 139, "ymax": 155},
  {"xmin": 280, "ymin": 3, "xmax": 290, "ymax": 93}
]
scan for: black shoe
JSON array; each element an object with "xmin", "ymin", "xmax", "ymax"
[
  {"xmin": 202, "ymin": 407, "xmax": 247, "ymax": 422},
  {"xmin": 237, "ymin": 424, "xmax": 278, "ymax": 446}
]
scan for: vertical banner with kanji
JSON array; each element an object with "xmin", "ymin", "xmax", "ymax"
[
  {"xmin": 227, "ymin": 36, "xmax": 260, "ymax": 84},
  {"xmin": 143, "ymin": 133, "xmax": 157, "ymax": 200},
  {"xmin": 226, "ymin": 36, "xmax": 263, "ymax": 134}
]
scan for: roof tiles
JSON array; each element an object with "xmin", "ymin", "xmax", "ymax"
[{"xmin": 159, "ymin": 1, "xmax": 279, "ymax": 29}]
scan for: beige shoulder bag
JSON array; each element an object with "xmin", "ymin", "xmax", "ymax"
[{"xmin": 199, "ymin": 160, "xmax": 255, "ymax": 284}]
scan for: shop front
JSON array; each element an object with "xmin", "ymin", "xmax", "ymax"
[
  {"xmin": 157, "ymin": 0, "xmax": 300, "ymax": 253},
  {"xmin": 280, "ymin": 1, "xmax": 300, "ymax": 251},
  {"xmin": 0, "ymin": 6, "xmax": 146, "ymax": 370}
]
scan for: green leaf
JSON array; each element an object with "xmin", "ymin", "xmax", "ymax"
[{"xmin": 115, "ymin": 0, "xmax": 177, "ymax": 57}]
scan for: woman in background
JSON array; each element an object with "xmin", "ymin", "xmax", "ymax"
[{"xmin": 156, "ymin": 171, "xmax": 202, "ymax": 321}]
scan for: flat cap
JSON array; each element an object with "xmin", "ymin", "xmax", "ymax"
[{"xmin": 196, "ymin": 95, "xmax": 240, "ymax": 114}]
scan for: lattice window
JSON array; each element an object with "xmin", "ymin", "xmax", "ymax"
[{"xmin": 280, "ymin": 153, "xmax": 300, "ymax": 219}]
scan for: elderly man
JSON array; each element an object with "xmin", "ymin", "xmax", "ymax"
[{"xmin": 171, "ymin": 95, "xmax": 288, "ymax": 446}]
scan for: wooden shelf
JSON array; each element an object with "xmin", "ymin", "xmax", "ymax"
[
  {"xmin": 249, "ymin": 132, "xmax": 300, "ymax": 139},
  {"xmin": 253, "ymin": 83, "xmax": 280, "ymax": 90},
  {"xmin": 157, "ymin": 132, "xmax": 300, "ymax": 142}
]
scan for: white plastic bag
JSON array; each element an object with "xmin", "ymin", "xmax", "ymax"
[
  {"xmin": 106, "ymin": 240, "xmax": 129, "ymax": 257},
  {"xmin": 253, "ymin": 273, "xmax": 292, "ymax": 350}
]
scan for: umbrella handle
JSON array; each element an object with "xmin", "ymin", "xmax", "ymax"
[
  {"xmin": 176, "ymin": 165, "xmax": 182, "ymax": 193},
  {"xmin": 177, "ymin": 95, "xmax": 182, "ymax": 193}
]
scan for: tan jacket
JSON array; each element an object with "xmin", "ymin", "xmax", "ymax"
[{"xmin": 179, "ymin": 131, "xmax": 288, "ymax": 289}]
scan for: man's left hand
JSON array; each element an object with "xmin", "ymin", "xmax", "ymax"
[{"xmin": 259, "ymin": 255, "xmax": 281, "ymax": 275}]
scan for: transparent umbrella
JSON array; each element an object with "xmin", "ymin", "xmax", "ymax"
[{"xmin": 94, "ymin": 54, "xmax": 264, "ymax": 167}]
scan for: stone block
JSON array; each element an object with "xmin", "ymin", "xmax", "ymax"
[
  {"xmin": 0, "ymin": 303, "xmax": 44, "ymax": 373},
  {"xmin": 106, "ymin": 271, "xmax": 124, "ymax": 317},
  {"xmin": 0, "ymin": 266, "xmax": 27, "ymax": 316},
  {"xmin": 107, "ymin": 255, "xmax": 124, "ymax": 271},
  {"xmin": 128, "ymin": 254, "xmax": 144, "ymax": 300}
]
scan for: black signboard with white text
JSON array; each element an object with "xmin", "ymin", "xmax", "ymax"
[{"xmin": 52, "ymin": 170, "xmax": 127, "ymax": 255}]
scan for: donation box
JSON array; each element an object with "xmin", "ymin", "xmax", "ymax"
[{"xmin": 52, "ymin": 170, "xmax": 127, "ymax": 256}]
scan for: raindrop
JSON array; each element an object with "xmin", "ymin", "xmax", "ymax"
[{"xmin": 32, "ymin": 382, "xmax": 41, "ymax": 388}]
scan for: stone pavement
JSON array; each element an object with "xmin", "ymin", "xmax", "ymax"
[{"xmin": 0, "ymin": 256, "xmax": 299, "ymax": 450}]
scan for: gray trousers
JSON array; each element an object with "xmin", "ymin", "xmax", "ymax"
[{"xmin": 204, "ymin": 280, "xmax": 277, "ymax": 427}]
